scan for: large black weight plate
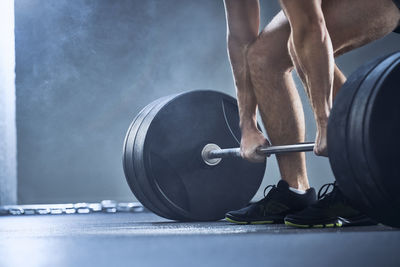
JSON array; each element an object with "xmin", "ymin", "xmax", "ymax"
[
  {"xmin": 365, "ymin": 56, "xmax": 400, "ymax": 226},
  {"xmin": 132, "ymin": 95, "xmax": 190, "ymax": 221},
  {"xmin": 123, "ymin": 96, "xmax": 171, "ymax": 218},
  {"xmin": 328, "ymin": 56, "xmax": 387, "ymax": 219},
  {"xmin": 123, "ymin": 95, "xmax": 186, "ymax": 220},
  {"xmin": 133, "ymin": 90, "xmax": 266, "ymax": 221},
  {"xmin": 328, "ymin": 51, "xmax": 400, "ymax": 227}
]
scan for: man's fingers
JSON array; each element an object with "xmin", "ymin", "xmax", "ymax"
[
  {"xmin": 262, "ymin": 139, "xmax": 271, "ymax": 157},
  {"xmin": 241, "ymin": 149, "xmax": 266, "ymax": 163},
  {"xmin": 265, "ymin": 139, "xmax": 271, "ymax": 147},
  {"xmin": 251, "ymin": 154, "xmax": 266, "ymax": 163},
  {"xmin": 240, "ymin": 136, "xmax": 270, "ymax": 162}
]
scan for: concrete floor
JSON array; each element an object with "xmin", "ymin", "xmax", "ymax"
[{"xmin": 0, "ymin": 212, "xmax": 399, "ymax": 267}]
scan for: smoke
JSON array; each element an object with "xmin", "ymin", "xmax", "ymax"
[
  {"xmin": 16, "ymin": 0, "xmax": 235, "ymax": 203},
  {"xmin": 15, "ymin": 0, "xmax": 400, "ymax": 203}
]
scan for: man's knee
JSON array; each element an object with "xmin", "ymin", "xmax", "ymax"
[
  {"xmin": 292, "ymin": 16, "xmax": 327, "ymax": 46},
  {"xmin": 247, "ymin": 36, "xmax": 293, "ymax": 76},
  {"xmin": 281, "ymin": 0, "xmax": 327, "ymax": 44},
  {"xmin": 227, "ymin": 31, "xmax": 258, "ymax": 50}
]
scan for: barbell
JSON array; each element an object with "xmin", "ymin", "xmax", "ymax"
[{"xmin": 122, "ymin": 51, "xmax": 400, "ymax": 227}]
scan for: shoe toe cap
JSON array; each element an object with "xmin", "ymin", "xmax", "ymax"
[{"xmin": 226, "ymin": 208, "xmax": 247, "ymax": 218}]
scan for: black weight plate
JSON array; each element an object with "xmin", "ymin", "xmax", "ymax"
[
  {"xmin": 346, "ymin": 53, "xmax": 400, "ymax": 224},
  {"xmin": 363, "ymin": 53, "xmax": 400, "ymax": 226},
  {"xmin": 132, "ymin": 95, "xmax": 189, "ymax": 221},
  {"xmin": 123, "ymin": 95, "xmax": 185, "ymax": 220},
  {"xmin": 328, "ymin": 56, "xmax": 383, "ymax": 214},
  {"xmin": 329, "ymin": 52, "xmax": 400, "ymax": 227},
  {"xmin": 135, "ymin": 90, "xmax": 266, "ymax": 221},
  {"xmin": 123, "ymin": 96, "xmax": 169, "ymax": 217}
]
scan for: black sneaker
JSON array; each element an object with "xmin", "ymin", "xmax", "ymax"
[
  {"xmin": 284, "ymin": 182, "xmax": 377, "ymax": 228},
  {"xmin": 225, "ymin": 180, "xmax": 317, "ymax": 224}
]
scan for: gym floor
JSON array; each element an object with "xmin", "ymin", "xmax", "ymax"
[{"xmin": 1, "ymin": 211, "xmax": 399, "ymax": 267}]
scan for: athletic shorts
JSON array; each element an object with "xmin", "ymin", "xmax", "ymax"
[{"xmin": 394, "ymin": 0, "xmax": 400, "ymax": 33}]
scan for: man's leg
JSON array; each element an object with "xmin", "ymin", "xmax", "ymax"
[
  {"xmin": 247, "ymin": 0, "xmax": 398, "ymax": 185},
  {"xmin": 332, "ymin": 66, "xmax": 346, "ymax": 100},
  {"xmin": 224, "ymin": 3, "xmax": 319, "ymax": 225},
  {"xmin": 289, "ymin": 40, "xmax": 346, "ymax": 103},
  {"xmin": 223, "ymin": 1, "xmax": 311, "ymax": 190},
  {"xmin": 280, "ymin": 0, "xmax": 400, "ymax": 156},
  {"xmin": 246, "ymin": 11, "xmax": 346, "ymax": 190},
  {"xmin": 282, "ymin": 0, "xmax": 400, "ymax": 227},
  {"xmin": 247, "ymin": 11, "xmax": 309, "ymax": 190},
  {"xmin": 279, "ymin": 0, "xmax": 333, "ymax": 156},
  {"xmin": 225, "ymin": 0, "xmax": 399, "ymax": 225}
]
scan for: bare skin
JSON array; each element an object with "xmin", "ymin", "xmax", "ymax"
[
  {"xmin": 280, "ymin": 0, "xmax": 400, "ymax": 156},
  {"xmin": 223, "ymin": 0, "xmax": 269, "ymax": 164},
  {"xmin": 224, "ymin": 0, "xmax": 309, "ymax": 190},
  {"xmin": 281, "ymin": 0, "xmax": 334, "ymax": 156},
  {"xmin": 287, "ymin": 42, "xmax": 345, "ymax": 156},
  {"xmin": 224, "ymin": 0, "xmax": 400, "ymax": 189}
]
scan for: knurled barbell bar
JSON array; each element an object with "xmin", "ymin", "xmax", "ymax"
[
  {"xmin": 201, "ymin": 142, "xmax": 315, "ymax": 166},
  {"xmin": 123, "ymin": 51, "xmax": 400, "ymax": 226}
]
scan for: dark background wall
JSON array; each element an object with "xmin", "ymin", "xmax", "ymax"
[{"xmin": 15, "ymin": 0, "xmax": 400, "ymax": 204}]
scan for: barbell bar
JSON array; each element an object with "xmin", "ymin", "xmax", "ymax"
[{"xmin": 203, "ymin": 142, "xmax": 315, "ymax": 165}]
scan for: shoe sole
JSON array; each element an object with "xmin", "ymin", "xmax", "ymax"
[
  {"xmin": 338, "ymin": 216, "xmax": 378, "ymax": 226},
  {"xmin": 284, "ymin": 215, "xmax": 377, "ymax": 228},
  {"xmin": 225, "ymin": 217, "xmax": 275, "ymax": 225},
  {"xmin": 284, "ymin": 220, "xmax": 342, "ymax": 228}
]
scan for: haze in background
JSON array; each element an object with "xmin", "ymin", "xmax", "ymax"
[{"xmin": 15, "ymin": 0, "xmax": 400, "ymax": 203}]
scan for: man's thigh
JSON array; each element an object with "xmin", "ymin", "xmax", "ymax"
[
  {"xmin": 258, "ymin": 0, "xmax": 398, "ymax": 51},
  {"xmin": 223, "ymin": 0, "xmax": 260, "ymax": 41},
  {"xmin": 323, "ymin": 0, "xmax": 400, "ymax": 55},
  {"xmin": 391, "ymin": 0, "xmax": 400, "ymax": 33},
  {"xmin": 249, "ymin": 0, "xmax": 398, "ymax": 67}
]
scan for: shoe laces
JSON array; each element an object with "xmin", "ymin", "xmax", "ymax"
[
  {"xmin": 317, "ymin": 182, "xmax": 336, "ymax": 200},
  {"xmin": 316, "ymin": 181, "xmax": 341, "ymax": 207},
  {"xmin": 255, "ymin": 185, "xmax": 277, "ymax": 204},
  {"xmin": 263, "ymin": 185, "xmax": 276, "ymax": 197}
]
